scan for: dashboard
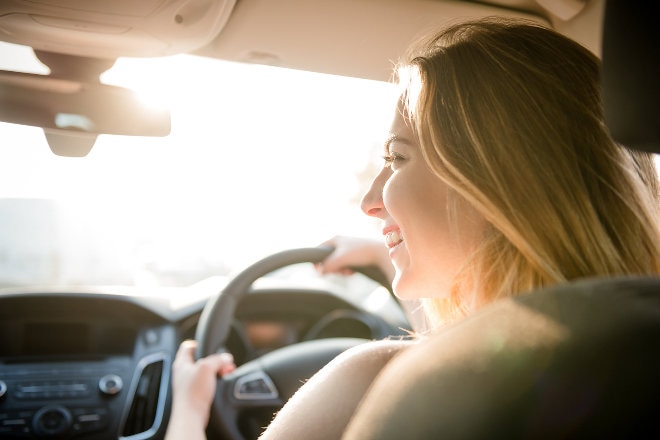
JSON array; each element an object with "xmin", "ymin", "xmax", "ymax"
[
  {"xmin": 0, "ymin": 293, "xmax": 175, "ymax": 440},
  {"xmin": 0, "ymin": 282, "xmax": 408, "ymax": 439}
]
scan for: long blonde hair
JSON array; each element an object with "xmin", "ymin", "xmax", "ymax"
[{"xmin": 397, "ymin": 18, "xmax": 660, "ymax": 327}]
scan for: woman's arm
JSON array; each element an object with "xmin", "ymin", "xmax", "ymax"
[{"xmin": 165, "ymin": 340, "xmax": 236, "ymax": 440}]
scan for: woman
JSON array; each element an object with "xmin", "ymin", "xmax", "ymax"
[{"xmin": 166, "ymin": 17, "xmax": 660, "ymax": 440}]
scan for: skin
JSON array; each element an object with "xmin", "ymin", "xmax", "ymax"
[
  {"xmin": 165, "ymin": 99, "xmax": 487, "ymax": 439},
  {"xmin": 360, "ymin": 100, "xmax": 487, "ymax": 301},
  {"xmin": 316, "ymin": 235, "xmax": 396, "ymax": 282},
  {"xmin": 164, "ymin": 340, "xmax": 235, "ymax": 440}
]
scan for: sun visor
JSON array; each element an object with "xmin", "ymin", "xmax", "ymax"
[{"xmin": 0, "ymin": 0, "xmax": 236, "ymax": 58}]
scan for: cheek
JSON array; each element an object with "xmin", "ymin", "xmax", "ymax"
[
  {"xmin": 383, "ymin": 168, "xmax": 442, "ymax": 219},
  {"xmin": 385, "ymin": 170, "xmax": 452, "ymax": 238},
  {"xmin": 381, "ymin": 176, "xmax": 399, "ymax": 211},
  {"xmin": 388, "ymin": 174, "xmax": 486, "ymax": 299},
  {"xmin": 408, "ymin": 188, "xmax": 456, "ymax": 266}
]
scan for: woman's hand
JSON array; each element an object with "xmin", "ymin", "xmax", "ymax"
[
  {"xmin": 316, "ymin": 236, "xmax": 430, "ymax": 332},
  {"xmin": 316, "ymin": 235, "xmax": 395, "ymax": 283},
  {"xmin": 165, "ymin": 340, "xmax": 236, "ymax": 440}
]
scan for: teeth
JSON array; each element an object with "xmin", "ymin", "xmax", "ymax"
[{"xmin": 385, "ymin": 230, "xmax": 403, "ymax": 247}]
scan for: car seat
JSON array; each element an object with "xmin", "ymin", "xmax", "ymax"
[{"xmin": 341, "ymin": 1, "xmax": 660, "ymax": 438}]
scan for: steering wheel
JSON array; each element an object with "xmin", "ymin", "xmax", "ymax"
[{"xmin": 193, "ymin": 246, "xmax": 391, "ymax": 440}]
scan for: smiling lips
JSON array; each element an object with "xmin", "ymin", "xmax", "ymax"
[{"xmin": 384, "ymin": 228, "xmax": 403, "ymax": 248}]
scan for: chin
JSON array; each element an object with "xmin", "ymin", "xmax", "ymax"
[{"xmin": 392, "ymin": 272, "xmax": 422, "ymax": 301}]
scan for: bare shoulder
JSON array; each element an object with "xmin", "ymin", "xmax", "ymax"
[
  {"xmin": 324, "ymin": 338, "xmax": 414, "ymax": 371},
  {"xmin": 287, "ymin": 338, "xmax": 414, "ymax": 406},
  {"xmin": 259, "ymin": 338, "xmax": 414, "ymax": 440}
]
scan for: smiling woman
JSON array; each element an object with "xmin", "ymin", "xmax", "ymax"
[{"xmin": 0, "ymin": 43, "xmax": 399, "ymax": 288}]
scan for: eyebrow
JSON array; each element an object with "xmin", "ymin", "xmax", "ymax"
[
  {"xmin": 383, "ymin": 134, "xmax": 397, "ymax": 154},
  {"xmin": 384, "ymin": 134, "xmax": 414, "ymax": 153}
]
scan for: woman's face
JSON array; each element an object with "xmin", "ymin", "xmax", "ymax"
[{"xmin": 361, "ymin": 100, "xmax": 487, "ymax": 300}]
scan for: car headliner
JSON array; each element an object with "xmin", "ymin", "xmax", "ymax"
[{"xmin": 0, "ymin": 0, "xmax": 604, "ymax": 82}]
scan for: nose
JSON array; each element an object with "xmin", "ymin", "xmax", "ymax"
[{"xmin": 361, "ymin": 167, "xmax": 389, "ymax": 218}]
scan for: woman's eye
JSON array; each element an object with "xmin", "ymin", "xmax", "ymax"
[{"xmin": 383, "ymin": 153, "xmax": 404, "ymax": 169}]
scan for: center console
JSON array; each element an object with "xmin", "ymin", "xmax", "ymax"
[{"xmin": 0, "ymin": 295, "xmax": 176, "ymax": 440}]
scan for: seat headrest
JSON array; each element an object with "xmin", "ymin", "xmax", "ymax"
[{"xmin": 602, "ymin": 0, "xmax": 660, "ymax": 153}]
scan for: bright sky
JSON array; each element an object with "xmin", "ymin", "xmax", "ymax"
[{"xmin": 0, "ymin": 42, "xmax": 400, "ymax": 285}]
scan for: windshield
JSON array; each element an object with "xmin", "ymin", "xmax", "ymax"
[{"xmin": 0, "ymin": 42, "xmax": 399, "ymax": 288}]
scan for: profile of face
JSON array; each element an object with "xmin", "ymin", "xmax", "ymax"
[{"xmin": 361, "ymin": 99, "xmax": 487, "ymax": 301}]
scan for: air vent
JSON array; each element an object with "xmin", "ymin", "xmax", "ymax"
[{"xmin": 122, "ymin": 360, "xmax": 163, "ymax": 437}]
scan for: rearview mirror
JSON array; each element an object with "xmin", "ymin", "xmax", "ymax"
[{"xmin": 0, "ymin": 70, "xmax": 171, "ymax": 155}]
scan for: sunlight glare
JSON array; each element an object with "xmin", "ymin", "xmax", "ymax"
[{"xmin": 0, "ymin": 42, "xmax": 400, "ymax": 286}]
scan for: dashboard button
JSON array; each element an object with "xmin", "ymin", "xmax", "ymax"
[
  {"xmin": 71, "ymin": 408, "xmax": 109, "ymax": 434},
  {"xmin": 234, "ymin": 371, "xmax": 278, "ymax": 400},
  {"xmin": 1, "ymin": 411, "xmax": 31, "ymax": 437},
  {"xmin": 32, "ymin": 406, "xmax": 72, "ymax": 437},
  {"xmin": 98, "ymin": 374, "xmax": 123, "ymax": 395},
  {"xmin": 143, "ymin": 329, "xmax": 159, "ymax": 345}
]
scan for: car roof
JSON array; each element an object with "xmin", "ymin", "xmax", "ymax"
[{"xmin": 0, "ymin": 0, "xmax": 604, "ymax": 82}]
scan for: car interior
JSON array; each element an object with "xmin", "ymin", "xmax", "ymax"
[{"xmin": 0, "ymin": 0, "xmax": 658, "ymax": 439}]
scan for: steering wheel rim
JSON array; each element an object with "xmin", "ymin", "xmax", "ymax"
[
  {"xmin": 195, "ymin": 246, "xmax": 387, "ymax": 440},
  {"xmin": 194, "ymin": 246, "xmax": 335, "ymax": 359}
]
